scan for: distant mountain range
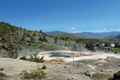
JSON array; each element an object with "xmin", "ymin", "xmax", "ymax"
[
  {"xmin": 47, "ymin": 31, "xmax": 120, "ymax": 39},
  {"xmin": 115, "ymin": 35, "xmax": 120, "ymax": 39}
]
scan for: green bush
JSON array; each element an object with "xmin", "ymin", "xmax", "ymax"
[
  {"xmin": 112, "ymin": 48, "xmax": 120, "ymax": 54},
  {"xmin": 31, "ymin": 43, "xmax": 41, "ymax": 49}
]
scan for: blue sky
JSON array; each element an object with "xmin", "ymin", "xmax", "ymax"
[{"xmin": 0, "ymin": 0, "xmax": 120, "ymax": 32}]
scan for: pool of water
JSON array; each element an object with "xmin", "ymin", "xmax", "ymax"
[
  {"xmin": 49, "ymin": 52, "xmax": 71, "ymax": 57},
  {"xmin": 74, "ymin": 60, "xmax": 96, "ymax": 65}
]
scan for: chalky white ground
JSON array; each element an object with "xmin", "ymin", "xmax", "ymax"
[{"xmin": 37, "ymin": 50, "xmax": 120, "ymax": 62}]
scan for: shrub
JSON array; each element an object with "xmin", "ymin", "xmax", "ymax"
[
  {"xmin": 0, "ymin": 72, "xmax": 7, "ymax": 80},
  {"xmin": 39, "ymin": 56, "xmax": 45, "ymax": 63},
  {"xmin": 41, "ymin": 65, "xmax": 47, "ymax": 69},
  {"xmin": 19, "ymin": 56, "xmax": 26, "ymax": 60},
  {"xmin": 109, "ymin": 71, "xmax": 120, "ymax": 80},
  {"xmin": 32, "ymin": 56, "xmax": 45, "ymax": 63},
  {"xmin": 112, "ymin": 48, "xmax": 120, "ymax": 54},
  {"xmin": 0, "ymin": 68, "xmax": 4, "ymax": 71},
  {"xmin": 20, "ymin": 66, "xmax": 47, "ymax": 80},
  {"xmin": 19, "ymin": 55, "xmax": 45, "ymax": 63},
  {"xmin": 92, "ymin": 72, "xmax": 111, "ymax": 80}
]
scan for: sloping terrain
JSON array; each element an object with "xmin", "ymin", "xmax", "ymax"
[
  {"xmin": 0, "ymin": 22, "xmax": 49, "ymax": 58},
  {"xmin": 0, "ymin": 22, "xmax": 20, "ymax": 58}
]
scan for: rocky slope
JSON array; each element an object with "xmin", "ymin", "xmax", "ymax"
[
  {"xmin": 0, "ymin": 22, "xmax": 19, "ymax": 58},
  {"xmin": 0, "ymin": 22, "xmax": 48, "ymax": 58}
]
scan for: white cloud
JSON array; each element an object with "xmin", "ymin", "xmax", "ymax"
[
  {"xmin": 70, "ymin": 27, "xmax": 80, "ymax": 33},
  {"xmin": 74, "ymin": 24, "xmax": 81, "ymax": 27},
  {"xmin": 71, "ymin": 27, "xmax": 76, "ymax": 30}
]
